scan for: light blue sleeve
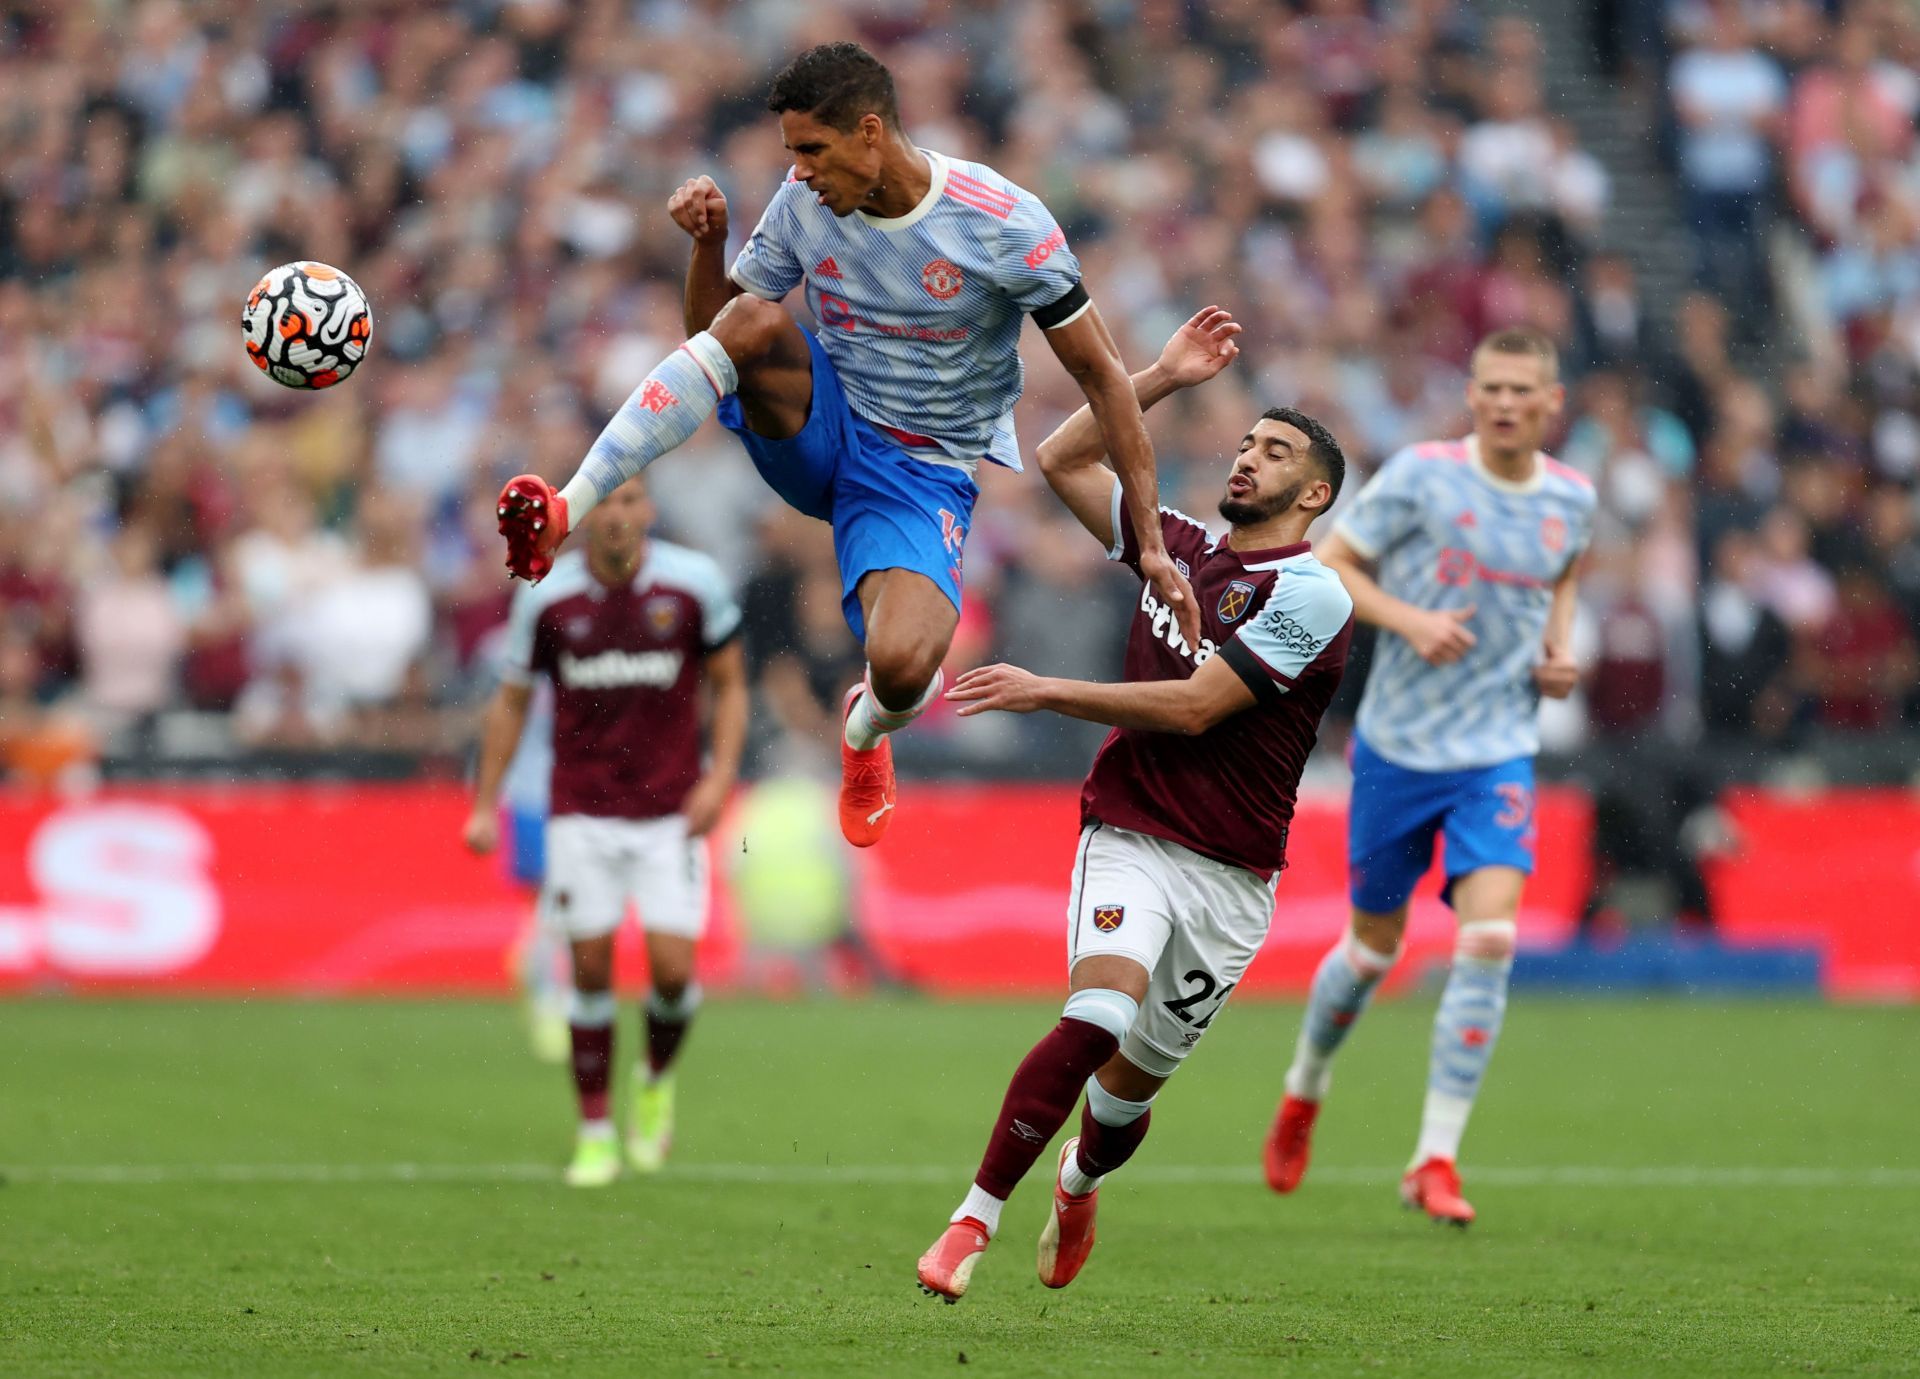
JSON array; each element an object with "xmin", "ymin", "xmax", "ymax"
[
  {"xmin": 1232, "ymin": 567, "xmax": 1354, "ymax": 684},
  {"xmin": 498, "ymin": 581, "xmax": 542, "ymax": 686},
  {"xmin": 686, "ymin": 553, "xmax": 743, "ymax": 649},
  {"xmin": 994, "ymin": 192, "xmax": 1083, "ymax": 317},
  {"xmin": 1332, "ymin": 448, "xmax": 1424, "ymax": 561},
  {"xmin": 728, "ymin": 181, "xmax": 804, "ymax": 300}
]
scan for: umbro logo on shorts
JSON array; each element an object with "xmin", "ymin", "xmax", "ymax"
[{"xmin": 1093, "ymin": 904, "xmax": 1125, "ymax": 932}]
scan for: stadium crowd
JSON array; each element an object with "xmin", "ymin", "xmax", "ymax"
[{"xmin": 0, "ymin": 0, "xmax": 1916, "ymax": 792}]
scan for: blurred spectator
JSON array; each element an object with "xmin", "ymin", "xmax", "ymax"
[
  {"xmin": 1668, "ymin": 10, "xmax": 1787, "ymax": 313},
  {"xmin": 1699, "ymin": 531, "xmax": 1796, "ymax": 742},
  {"xmin": 0, "ymin": 0, "xmax": 1905, "ymax": 792},
  {"xmin": 75, "ymin": 525, "xmax": 187, "ymax": 734},
  {"xmin": 1805, "ymin": 561, "xmax": 1917, "ymax": 730}
]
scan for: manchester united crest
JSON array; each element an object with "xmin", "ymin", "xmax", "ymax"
[
  {"xmin": 1217, "ymin": 579, "xmax": 1257, "ymax": 623},
  {"xmin": 644, "ymin": 594, "xmax": 682, "ymax": 638},
  {"xmin": 922, "ymin": 258, "xmax": 963, "ymax": 300},
  {"xmin": 1541, "ymin": 515, "xmax": 1568, "ymax": 553},
  {"xmin": 1092, "ymin": 904, "xmax": 1125, "ymax": 932}
]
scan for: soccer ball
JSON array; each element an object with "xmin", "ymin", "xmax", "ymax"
[{"xmin": 240, "ymin": 261, "xmax": 372, "ymax": 389}]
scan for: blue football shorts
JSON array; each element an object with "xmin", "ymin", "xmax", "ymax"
[
  {"xmin": 1346, "ymin": 733, "xmax": 1537, "ymax": 913},
  {"xmin": 717, "ymin": 326, "xmax": 977, "ymax": 640}
]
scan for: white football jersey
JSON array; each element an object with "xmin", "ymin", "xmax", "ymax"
[{"xmin": 728, "ymin": 150, "xmax": 1086, "ymax": 472}]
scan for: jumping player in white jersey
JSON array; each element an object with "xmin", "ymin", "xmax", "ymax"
[
  {"xmin": 1264, "ymin": 328, "xmax": 1596, "ymax": 1225},
  {"xmin": 914, "ymin": 310, "xmax": 1355, "ymax": 1301},
  {"xmin": 466, "ymin": 476, "xmax": 748, "ymax": 1187},
  {"xmin": 493, "ymin": 41, "xmax": 1196, "ymax": 849}
]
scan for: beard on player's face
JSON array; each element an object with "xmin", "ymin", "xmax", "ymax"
[{"xmin": 1218, "ymin": 476, "xmax": 1305, "ymax": 527}]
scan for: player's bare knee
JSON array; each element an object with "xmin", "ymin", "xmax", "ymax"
[
  {"xmin": 1456, "ymin": 918, "xmax": 1517, "ymax": 962},
  {"xmin": 1351, "ymin": 908, "xmax": 1407, "ymax": 959},
  {"xmin": 570, "ymin": 939, "xmax": 615, "ymax": 992},
  {"xmin": 866, "ymin": 642, "xmax": 942, "ymax": 712},
  {"xmin": 1093, "ymin": 1053, "xmax": 1164, "ymax": 1105},
  {"xmin": 709, "ymin": 295, "xmax": 795, "ymax": 368}
]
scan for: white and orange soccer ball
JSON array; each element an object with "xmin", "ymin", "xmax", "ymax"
[{"xmin": 240, "ymin": 261, "xmax": 372, "ymax": 389}]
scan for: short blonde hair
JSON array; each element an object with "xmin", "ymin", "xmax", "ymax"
[{"xmin": 1472, "ymin": 328, "xmax": 1559, "ymax": 383}]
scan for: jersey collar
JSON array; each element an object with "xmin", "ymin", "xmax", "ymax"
[
  {"xmin": 1217, "ymin": 536, "xmax": 1312, "ymax": 570},
  {"xmin": 856, "ymin": 149, "xmax": 949, "ymax": 233},
  {"xmin": 1466, "ymin": 434, "xmax": 1546, "ymax": 494}
]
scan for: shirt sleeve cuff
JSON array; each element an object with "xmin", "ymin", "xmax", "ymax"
[
  {"xmin": 727, "ymin": 268, "xmax": 786, "ymax": 302},
  {"xmin": 1333, "ymin": 518, "xmax": 1379, "ymax": 561},
  {"xmin": 1106, "ymin": 477, "xmax": 1126, "ymax": 561}
]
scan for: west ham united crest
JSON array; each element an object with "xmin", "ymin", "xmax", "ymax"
[
  {"xmin": 644, "ymin": 594, "xmax": 682, "ymax": 637},
  {"xmin": 1217, "ymin": 580, "xmax": 1256, "ymax": 623},
  {"xmin": 1093, "ymin": 904, "xmax": 1125, "ymax": 932}
]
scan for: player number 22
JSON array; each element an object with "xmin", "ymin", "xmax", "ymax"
[{"xmin": 1163, "ymin": 969, "xmax": 1236, "ymax": 1029}]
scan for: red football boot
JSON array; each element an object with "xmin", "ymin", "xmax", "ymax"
[
  {"xmin": 916, "ymin": 1216, "xmax": 991, "ymax": 1304},
  {"xmin": 1037, "ymin": 1136, "xmax": 1099, "ymax": 1289},
  {"xmin": 1263, "ymin": 1095, "xmax": 1319, "ymax": 1194},
  {"xmin": 1400, "ymin": 1156, "xmax": 1476, "ymax": 1227},
  {"xmin": 496, "ymin": 474, "xmax": 569, "ymax": 583},
  {"xmin": 838, "ymin": 684, "xmax": 897, "ymax": 848}
]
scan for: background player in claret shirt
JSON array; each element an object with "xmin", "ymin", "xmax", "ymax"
[
  {"xmin": 914, "ymin": 310, "xmax": 1354, "ymax": 1302},
  {"xmin": 493, "ymin": 41, "xmax": 1197, "ymax": 850},
  {"xmin": 1265, "ymin": 328, "xmax": 1597, "ymax": 1226},
  {"xmin": 464, "ymin": 477, "xmax": 748, "ymax": 1187}
]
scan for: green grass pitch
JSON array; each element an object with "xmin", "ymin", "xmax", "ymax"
[{"xmin": 2, "ymin": 997, "xmax": 1916, "ymax": 1377}]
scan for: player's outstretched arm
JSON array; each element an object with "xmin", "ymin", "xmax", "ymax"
[
  {"xmin": 1319, "ymin": 530, "xmax": 1478, "ymax": 667},
  {"xmin": 1035, "ymin": 307, "xmax": 1243, "ymax": 549},
  {"xmin": 463, "ymin": 680, "xmax": 534, "ymax": 854},
  {"xmin": 1043, "ymin": 305, "xmax": 1201, "ymax": 649},
  {"xmin": 947, "ymin": 656, "xmax": 1255, "ymax": 736}
]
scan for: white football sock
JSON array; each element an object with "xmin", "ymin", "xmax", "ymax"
[
  {"xmin": 951, "ymin": 1182, "xmax": 1005, "ymax": 1237},
  {"xmin": 845, "ymin": 667, "xmax": 943, "ymax": 752},
  {"xmin": 1284, "ymin": 933, "xmax": 1399, "ymax": 1101},
  {"xmin": 559, "ymin": 330, "xmax": 737, "ymax": 522}
]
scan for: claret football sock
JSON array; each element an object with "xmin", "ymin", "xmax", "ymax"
[
  {"xmin": 1067, "ymin": 1077, "xmax": 1155, "ymax": 1194},
  {"xmin": 845, "ymin": 667, "xmax": 943, "ymax": 752},
  {"xmin": 569, "ymin": 989, "xmax": 617, "ymax": 1125},
  {"xmin": 1285, "ymin": 933, "xmax": 1399, "ymax": 1101},
  {"xmin": 971, "ymin": 990, "xmax": 1137, "ymax": 1200},
  {"xmin": 644, "ymin": 983, "xmax": 702, "ymax": 1080},
  {"xmin": 559, "ymin": 331, "xmax": 738, "ymax": 521}
]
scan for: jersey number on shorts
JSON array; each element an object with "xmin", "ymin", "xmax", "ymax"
[
  {"xmin": 1494, "ymin": 782, "xmax": 1533, "ymax": 832},
  {"xmin": 1163, "ymin": 969, "xmax": 1237, "ymax": 1029}
]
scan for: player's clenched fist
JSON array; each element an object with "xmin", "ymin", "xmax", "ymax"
[
  {"xmin": 669, "ymin": 176, "xmax": 729, "ymax": 245},
  {"xmin": 461, "ymin": 808, "xmax": 499, "ymax": 856}
]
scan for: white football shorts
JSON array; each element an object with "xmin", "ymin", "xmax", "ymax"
[
  {"xmin": 1065, "ymin": 822, "xmax": 1278, "ymax": 1079},
  {"xmin": 541, "ymin": 813, "xmax": 710, "ymax": 942}
]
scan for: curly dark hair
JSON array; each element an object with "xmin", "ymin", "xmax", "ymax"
[
  {"xmin": 766, "ymin": 42, "xmax": 900, "ymax": 132},
  {"xmin": 1261, "ymin": 406, "xmax": 1347, "ymax": 507}
]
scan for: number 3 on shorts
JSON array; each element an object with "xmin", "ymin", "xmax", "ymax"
[{"xmin": 1494, "ymin": 782, "xmax": 1532, "ymax": 832}]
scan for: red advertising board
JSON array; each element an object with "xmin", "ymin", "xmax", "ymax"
[
  {"xmin": 1704, "ymin": 790, "xmax": 1920, "ymax": 999},
  {"xmin": 0, "ymin": 782, "xmax": 1912, "ymax": 997}
]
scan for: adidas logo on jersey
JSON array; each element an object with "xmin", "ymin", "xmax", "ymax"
[
  {"xmin": 815, "ymin": 257, "xmax": 843, "ymax": 279},
  {"xmin": 558, "ymin": 648, "xmax": 684, "ymax": 690}
]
